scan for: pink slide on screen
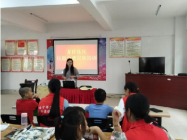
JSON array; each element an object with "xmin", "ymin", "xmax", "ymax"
[{"xmin": 55, "ymin": 44, "xmax": 97, "ymax": 70}]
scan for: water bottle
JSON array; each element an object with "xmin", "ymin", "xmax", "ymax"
[{"xmin": 21, "ymin": 113, "xmax": 28, "ymax": 129}]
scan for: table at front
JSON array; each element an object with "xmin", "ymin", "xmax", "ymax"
[
  {"xmin": 60, "ymin": 88, "xmax": 97, "ymax": 104},
  {"xmin": 37, "ymin": 86, "xmax": 97, "ymax": 104},
  {"xmin": 1, "ymin": 124, "xmax": 112, "ymax": 140}
]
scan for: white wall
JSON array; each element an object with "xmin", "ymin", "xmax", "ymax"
[
  {"xmin": 174, "ymin": 16, "xmax": 187, "ymax": 74},
  {"xmin": 1, "ymin": 26, "xmax": 47, "ymax": 90},
  {"xmin": 1, "ymin": 17, "xmax": 181, "ymax": 94}
]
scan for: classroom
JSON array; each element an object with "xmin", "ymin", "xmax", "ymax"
[{"xmin": 1, "ymin": 0, "xmax": 187, "ymax": 140}]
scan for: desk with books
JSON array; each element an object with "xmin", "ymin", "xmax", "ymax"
[
  {"xmin": 1, "ymin": 124, "xmax": 55, "ymax": 140},
  {"xmin": 1, "ymin": 124, "xmax": 112, "ymax": 140}
]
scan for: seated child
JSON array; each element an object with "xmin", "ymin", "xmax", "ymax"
[
  {"xmin": 85, "ymin": 88, "xmax": 113, "ymax": 119},
  {"xmin": 55, "ymin": 106, "xmax": 107, "ymax": 140},
  {"xmin": 16, "ymin": 87, "xmax": 40, "ymax": 125}
]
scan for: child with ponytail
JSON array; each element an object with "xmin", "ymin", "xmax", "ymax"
[{"xmin": 38, "ymin": 79, "xmax": 69, "ymax": 118}]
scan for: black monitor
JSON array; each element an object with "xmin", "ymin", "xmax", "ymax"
[
  {"xmin": 63, "ymin": 81, "xmax": 76, "ymax": 89},
  {"xmin": 139, "ymin": 57, "xmax": 165, "ymax": 74}
]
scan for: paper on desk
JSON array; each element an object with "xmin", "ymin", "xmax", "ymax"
[
  {"xmin": 110, "ymin": 135, "xmax": 115, "ymax": 140},
  {"xmin": 0, "ymin": 124, "xmax": 10, "ymax": 131},
  {"xmin": 79, "ymin": 87, "xmax": 93, "ymax": 90}
]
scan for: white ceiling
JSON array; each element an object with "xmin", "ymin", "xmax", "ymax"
[
  {"xmin": 1, "ymin": 0, "xmax": 187, "ymax": 31},
  {"xmin": 1, "ymin": 20, "xmax": 11, "ymax": 25},
  {"xmin": 2, "ymin": 5, "xmax": 95, "ymax": 23},
  {"xmin": 2, "ymin": 0, "xmax": 187, "ymax": 24},
  {"xmin": 102, "ymin": 0, "xmax": 187, "ymax": 19}
]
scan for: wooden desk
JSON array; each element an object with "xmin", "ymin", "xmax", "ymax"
[
  {"xmin": 149, "ymin": 109, "xmax": 170, "ymax": 126},
  {"xmin": 0, "ymin": 124, "xmax": 55, "ymax": 140},
  {"xmin": 149, "ymin": 109, "xmax": 170, "ymax": 118},
  {"xmin": 1, "ymin": 124, "xmax": 112, "ymax": 140},
  {"xmin": 12, "ymin": 103, "xmax": 90, "ymax": 109},
  {"xmin": 37, "ymin": 86, "xmax": 50, "ymax": 99},
  {"xmin": 103, "ymin": 132, "xmax": 113, "ymax": 139},
  {"xmin": 70, "ymin": 103, "xmax": 89, "ymax": 109}
]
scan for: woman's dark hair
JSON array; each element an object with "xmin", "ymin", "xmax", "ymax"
[
  {"xmin": 55, "ymin": 106, "xmax": 86, "ymax": 140},
  {"xmin": 64, "ymin": 58, "xmax": 75, "ymax": 75},
  {"xmin": 48, "ymin": 78, "xmax": 61, "ymax": 118},
  {"xmin": 125, "ymin": 93, "xmax": 152, "ymax": 123},
  {"xmin": 124, "ymin": 82, "xmax": 139, "ymax": 93}
]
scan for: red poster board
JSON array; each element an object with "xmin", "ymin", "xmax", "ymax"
[{"xmin": 16, "ymin": 40, "xmax": 27, "ymax": 56}]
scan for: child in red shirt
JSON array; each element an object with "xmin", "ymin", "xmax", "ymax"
[{"xmin": 16, "ymin": 87, "xmax": 39, "ymax": 125}]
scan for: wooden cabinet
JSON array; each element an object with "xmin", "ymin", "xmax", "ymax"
[{"xmin": 125, "ymin": 74, "xmax": 187, "ymax": 110}]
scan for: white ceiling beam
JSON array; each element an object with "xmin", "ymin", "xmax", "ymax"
[
  {"xmin": 1, "ymin": 10, "xmax": 46, "ymax": 33},
  {"xmin": 186, "ymin": 15, "xmax": 187, "ymax": 30},
  {"xmin": 95, "ymin": 0, "xmax": 115, "ymax": 1},
  {"xmin": 78, "ymin": 0, "xmax": 113, "ymax": 31},
  {"xmin": 1, "ymin": 0, "xmax": 79, "ymax": 8}
]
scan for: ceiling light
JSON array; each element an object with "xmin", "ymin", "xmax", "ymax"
[
  {"xmin": 30, "ymin": 13, "xmax": 48, "ymax": 22},
  {"xmin": 155, "ymin": 5, "xmax": 161, "ymax": 16}
]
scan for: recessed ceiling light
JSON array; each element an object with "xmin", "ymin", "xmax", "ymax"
[
  {"xmin": 156, "ymin": 5, "xmax": 161, "ymax": 16},
  {"xmin": 30, "ymin": 13, "xmax": 48, "ymax": 22}
]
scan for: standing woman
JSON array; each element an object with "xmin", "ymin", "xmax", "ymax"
[{"xmin": 62, "ymin": 58, "xmax": 79, "ymax": 80}]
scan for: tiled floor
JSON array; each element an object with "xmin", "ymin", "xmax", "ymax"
[{"xmin": 1, "ymin": 90, "xmax": 187, "ymax": 140}]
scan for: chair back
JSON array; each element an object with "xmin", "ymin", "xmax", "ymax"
[
  {"xmin": 37, "ymin": 116, "xmax": 56, "ymax": 127},
  {"xmin": 20, "ymin": 83, "xmax": 35, "ymax": 93},
  {"xmin": 1, "ymin": 114, "xmax": 30, "ymax": 125},
  {"xmin": 86, "ymin": 118, "xmax": 113, "ymax": 132},
  {"xmin": 25, "ymin": 79, "xmax": 38, "ymax": 93}
]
